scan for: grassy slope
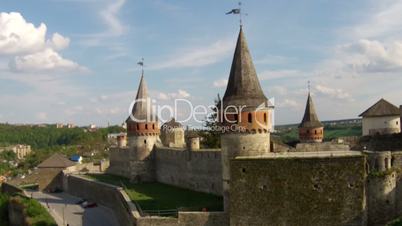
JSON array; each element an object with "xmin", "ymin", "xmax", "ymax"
[
  {"xmin": 86, "ymin": 174, "xmax": 223, "ymax": 211},
  {"xmin": 0, "ymin": 194, "xmax": 57, "ymax": 226},
  {"xmin": 17, "ymin": 196, "xmax": 57, "ymax": 226}
]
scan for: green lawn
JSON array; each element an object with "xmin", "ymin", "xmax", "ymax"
[{"xmin": 85, "ymin": 174, "xmax": 223, "ymax": 212}]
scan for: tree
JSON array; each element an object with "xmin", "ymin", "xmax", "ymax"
[{"xmin": 200, "ymin": 94, "xmax": 221, "ymax": 148}]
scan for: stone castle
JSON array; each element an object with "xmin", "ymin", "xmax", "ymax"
[{"xmin": 108, "ymin": 27, "xmax": 402, "ymax": 226}]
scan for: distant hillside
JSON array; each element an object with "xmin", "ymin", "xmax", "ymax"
[
  {"xmin": 0, "ymin": 124, "xmax": 125, "ymax": 176},
  {"xmin": 0, "ymin": 123, "xmax": 123, "ymax": 149},
  {"xmin": 274, "ymin": 120, "xmax": 362, "ymax": 144},
  {"xmin": 275, "ymin": 118, "xmax": 362, "ymax": 130}
]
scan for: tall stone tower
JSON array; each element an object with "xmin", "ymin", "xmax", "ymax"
[
  {"xmin": 298, "ymin": 92, "xmax": 324, "ymax": 143},
  {"xmin": 220, "ymin": 27, "xmax": 271, "ymax": 211},
  {"xmin": 126, "ymin": 73, "xmax": 160, "ymax": 182}
]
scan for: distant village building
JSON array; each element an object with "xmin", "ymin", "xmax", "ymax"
[
  {"xmin": 56, "ymin": 123, "xmax": 64, "ymax": 128},
  {"xmin": 8, "ymin": 153, "xmax": 76, "ymax": 191},
  {"xmin": 298, "ymin": 92, "xmax": 324, "ymax": 143},
  {"xmin": 0, "ymin": 144, "xmax": 32, "ymax": 160},
  {"xmin": 107, "ymin": 132, "xmax": 127, "ymax": 147},
  {"xmin": 66, "ymin": 123, "xmax": 76, "ymax": 128},
  {"xmin": 88, "ymin": 124, "xmax": 97, "ymax": 132},
  {"xmin": 359, "ymin": 98, "xmax": 401, "ymax": 136}
]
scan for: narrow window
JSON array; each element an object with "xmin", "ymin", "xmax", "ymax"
[
  {"xmin": 145, "ymin": 124, "xmax": 148, "ymax": 130},
  {"xmin": 234, "ymin": 114, "xmax": 238, "ymax": 123},
  {"xmin": 136, "ymin": 124, "xmax": 139, "ymax": 130},
  {"xmin": 315, "ymin": 130, "xmax": 317, "ymax": 135},
  {"xmin": 307, "ymin": 130, "xmax": 310, "ymax": 134},
  {"xmin": 152, "ymin": 124, "xmax": 155, "ymax": 129},
  {"xmin": 144, "ymin": 139, "xmax": 147, "ymax": 144},
  {"xmin": 264, "ymin": 113, "xmax": 267, "ymax": 123},
  {"xmin": 397, "ymin": 121, "xmax": 399, "ymax": 125},
  {"xmin": 248, "ymin": 113, "xmax": 252, "ymax": 123}
]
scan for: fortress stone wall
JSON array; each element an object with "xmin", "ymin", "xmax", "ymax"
[
  {"xmin": 229, "ymin": 153, "xmax": 367, "ymax": 226},
  {"xmin": 155, "ymin": 147, "xmax": 222, "ymax": 195},
  {"xmin": 108, "ymin": 146, "xmax": 223, "ymax": 195}
]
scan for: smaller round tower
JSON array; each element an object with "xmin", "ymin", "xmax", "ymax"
[
  {"xmin": 186, "ymin": 131, "xmax": 200, "ymax": 151},
  {"xmin": 298, "ymin": 91, "xmax": 324, "ymax": 143},
  {"xmin": 160, "ymin": 118, "xmax": 185, "ymax": 148}
]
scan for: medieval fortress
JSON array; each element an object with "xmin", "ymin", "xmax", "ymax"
[{"xmin": 108, "ymin": 27, "xmax": 402, "ymax": 226}]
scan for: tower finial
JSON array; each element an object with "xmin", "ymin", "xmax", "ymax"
[
  {"xmin": 226, "ymin": 2, "xmax": 246, "ymax": 27},
  {"xmin": 239, "ymin": 2, "xmax": 242, "ymax": 27},
  {"xmin": 308, "ymin": 80, "xmax": 311, "ymax": 93},
  {"xmin": 137, "ymin": 58, "xmax": 144, "ymax": 75}
]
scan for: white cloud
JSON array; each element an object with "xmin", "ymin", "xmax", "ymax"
[
  {"xmin": 271, "ymin": 86, "xmax": 288, "ymax": 96},
  {"xmin": 151, "ymin": 39, "xmax": 233, "ymax": 70},
  {"xmin": 277, "ymin": 99, "xmax": 300, "ymax": 109},
  {"xmin": 314, "ymin": 84, "xmax": 353, "ymax": 101},
  {"xmin": 36, "ymin": 112, "xmax": 48, "ymax": 121},
  {"xmin": 213, "ymin": 79, "xmax": 228, "ymax": 88},
  {"xmin": 155, "ymin": 89, "xmax": 191, "ymax": 100},
  {"xmin": 100, "ymin": 0, "xmax": 127, "ymax": 36},
  {"xmin": 0, "ymin": 12, "xmax": 86, "ymax": 73},
  {"xmin": 48, "ymin": 33, "xmax": 70, "ymax": 50},
  {"xmin": 95, "ymin": 107, "xmax": 122, "ymax": 115},
  {"xmin": 338, "ymin": 39, "xmax": 402, "ymax": 73},
  {"xmin": 0, "ymin": 12, "xmax": 46, "ymax": 55},
  {"xmin": 9, "ymin": 48, "xmax": 87, "ymax": 73}
]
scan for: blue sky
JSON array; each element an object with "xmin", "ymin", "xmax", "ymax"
[{"xmin": 1, "ymin": 0, "xmax": 402, "ymax": 127}]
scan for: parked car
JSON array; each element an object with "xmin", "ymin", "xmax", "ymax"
[
  {"xmin": 75, "ymin": 199, "xmax": 87, "ymax": 205},
  {"xmin": 83, "ymin": 201, "xmax": 97, "ymax": 208}
]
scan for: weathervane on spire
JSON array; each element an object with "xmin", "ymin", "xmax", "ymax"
[
  {"xmin": 137, "ymin": 58, "xmax": 144, "ymax": 75},
  {"xmin": 226, "ymin": 2, "xmax": 247, "ymax": 27}
]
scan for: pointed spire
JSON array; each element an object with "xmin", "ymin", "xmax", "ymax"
[
  {"xmin": 299, "ymin": 92, "xmax": 323, "ymax": 128},
  {"xmin": 222, "ymin": 27, "xmax": 267, "ymax": 109},
  {"xmin": 127, "ymin": 73, "xmax": 156, "ymax": 122}
]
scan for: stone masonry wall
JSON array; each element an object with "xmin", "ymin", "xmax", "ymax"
[
  {"xmin": 64, "ymin": 174, "xmax": 139, "ymax": 226},
  {"xmin": 367, "ymin": 173, "xmax": 397, "ymax": 226},
  {"xmin": 230, "ymin": 155, "xmax": 367, "ymax": 226},
  {"xmin": 136, "ymin": 212, "xmax": 228, "ymax": 226},
  {"xmin": 155, "ymin": 148, "xmax": 222, "ymax": 195}
]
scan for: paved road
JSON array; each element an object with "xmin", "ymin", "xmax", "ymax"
[{"xmin": 30, "ymin": 191, "xmax": 119, "ymax": 226}]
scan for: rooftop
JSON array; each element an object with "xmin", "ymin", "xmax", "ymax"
[{"xmin": 359, "ymin": 98, "xmax": 400, "ymax": 117}]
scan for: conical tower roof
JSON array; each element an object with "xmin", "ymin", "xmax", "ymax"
[
  {"xmin": 126, "ymin": 73, "xmax": 157, "ymax": 123},
  {"xmin": 299, "ymin": 93, "xmax": 323, "ymax": 128},
  {"xmin": 222, "ymin": 27, "xmax": 268, "ymax": 110}
]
